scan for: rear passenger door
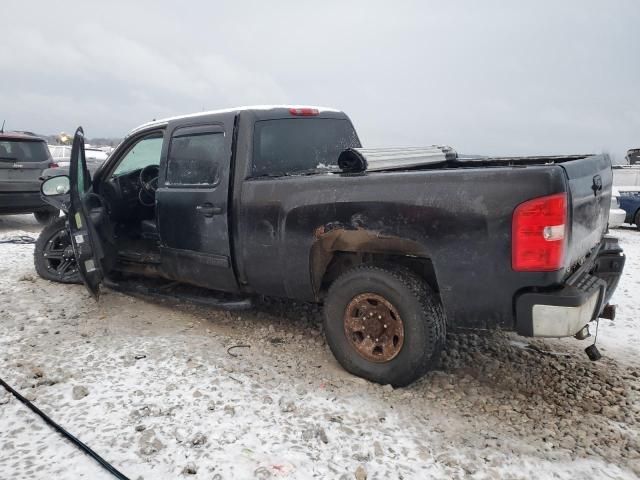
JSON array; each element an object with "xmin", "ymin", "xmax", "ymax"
[{"xmin": 156, "ymin": 123, "xmax": 238, "ymax": 292}]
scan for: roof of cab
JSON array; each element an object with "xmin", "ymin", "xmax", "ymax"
[{"xmin": 128, "ymin": 105, "xmax": 341, "ymax": 136}]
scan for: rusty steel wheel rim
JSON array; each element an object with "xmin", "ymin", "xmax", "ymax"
[{"xmin": 344, "ymin": 293, "xmax": 405, "ymax": 363}]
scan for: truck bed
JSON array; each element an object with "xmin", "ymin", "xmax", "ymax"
[{"xmin": 236, "ymin": 152, "xmax": 613, "ymax": 332}]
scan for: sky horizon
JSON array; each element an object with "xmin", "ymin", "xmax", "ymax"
[{"xmin": 2, "ymin": 0, "xmax": 639, "ymax": 162}]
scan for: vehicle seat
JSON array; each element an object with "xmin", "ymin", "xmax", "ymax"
[{"xmin": 140, "ymin": 219, "xmax": 159, "ymax": 241}]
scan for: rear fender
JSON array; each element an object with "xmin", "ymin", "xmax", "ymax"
[{"xmin": 310, "ymin": 222, "xmax": 429, "ymax": 294}]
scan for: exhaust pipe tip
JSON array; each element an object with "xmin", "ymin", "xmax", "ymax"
[{"xmin": 600, "ymin": 304, "xmax": 616, "ymax": 321}]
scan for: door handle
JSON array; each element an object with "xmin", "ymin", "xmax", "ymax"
[{"xmin": 196, "ymin": 203, "xmax": 223, "ymax": 217}]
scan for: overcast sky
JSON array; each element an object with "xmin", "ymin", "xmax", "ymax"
[{"xmin": 2, "ymin": 0, "xmax": 639, "ymax": 161}]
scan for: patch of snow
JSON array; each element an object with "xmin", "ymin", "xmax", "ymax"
[
  {"xmin": 595, "ymin": 227, "xmax": 640, "ymax": 366},
  {"xmin": 1, "ymin": 215, "xmax": 639, "ymax": 479}
]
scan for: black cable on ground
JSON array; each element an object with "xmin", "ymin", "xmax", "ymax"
[
  {"xmin": 0, "ymin": 376, "xmax": 131, "ymax": 480},
  {"xmin": 0, "ymin": 235, "xmax": 36, "ymax": 244}
]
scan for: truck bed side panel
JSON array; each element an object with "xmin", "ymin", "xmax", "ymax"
[{"xmin": 237, "ymin": 165, "xmax": 569, "ymax": 330}]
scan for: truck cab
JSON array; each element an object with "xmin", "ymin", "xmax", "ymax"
[{"xmin": 42, "ymin": 106, "xmax": 360, "ymax": 297}]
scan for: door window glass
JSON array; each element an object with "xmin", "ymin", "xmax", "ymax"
[
  {"xmin": 113, "ymin": 134, "xmax": 163, "ymax": 176},
  {"xmin": 77, "ymin": 144, "xmax": 86, "ymax": 193},
  {"xmin": 166, "ymin": 131, "xmax": 225, "ymax": 186}
]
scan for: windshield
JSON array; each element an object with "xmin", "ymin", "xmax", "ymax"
[
  {"xmin": 0, "ymin": 139, "xmax": 50, "ymax": 162},
  {"xmin": 251, "ymin": 118, "xmax": 360, "ymax": 177},
  {"xmin": 112, "ymin": 135, "xmax": 163, "ymax": 176}
]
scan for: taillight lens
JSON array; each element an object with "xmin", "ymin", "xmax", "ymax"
[
  {"xmin": 289, "ymin": 107, "xmax": 319, "ymax": 116},
  {"xmin": 512, "ymin": 192, "xmax": 567, "ymax": 271}
]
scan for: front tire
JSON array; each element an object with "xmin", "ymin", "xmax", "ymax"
[
  {"xmin": 34, "ymin": 209, "xmax": 60, "ymax": 225},
  {"xmin": 323, "ymin": 265, "xmax": 446, "ymax": 387},
  {"xmin": 34, "ymin": 216, "xmax": 81, "ymax": 284}
]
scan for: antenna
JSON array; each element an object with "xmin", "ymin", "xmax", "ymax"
[{"xmin": 0, "ymin": 120, "xmax": 5, "ymax": 133}]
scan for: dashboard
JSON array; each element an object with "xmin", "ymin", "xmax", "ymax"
[{"xmin": 100, "ymin": 167, "xmax": 157, "ymax": 222}]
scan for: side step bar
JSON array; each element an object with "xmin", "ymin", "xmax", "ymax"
[{"xmin": 103, "ymin": 279, "xmax": 253, "ymax": 311}]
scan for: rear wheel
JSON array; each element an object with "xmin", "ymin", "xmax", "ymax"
[
  {"xmin": 323, "ymin": 265, "xmax": 446, "ymax": 387},
  {"xmin": 635, "ymin": 210, "xmax": 640, "ymax": 230},
  {"xmin": 34, "ymin": 216, "xmax": 81, "ymax": 284},
  {"xmin": 34, "ymin": 209, "xmax": 59, "ymax": 225}
]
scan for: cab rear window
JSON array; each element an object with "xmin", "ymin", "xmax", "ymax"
[
  {"xmin": 251, "ymin": 118, "xmax": 360, "ymax": 177},
  {"xmin": 0, "ymin": 140, "xmax": 50, "ymax": 163}
]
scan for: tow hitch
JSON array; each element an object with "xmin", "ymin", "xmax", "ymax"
[
  {"xmin": 574, "ymin": 324, "xmax": 602, "ymax": 360},
  {"xmin": 574, "ymin": 325, "xmax": 591, "ymax": 340}
]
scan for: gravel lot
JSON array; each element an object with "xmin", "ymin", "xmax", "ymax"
[{"xmin": 1, "ymin": 214, "xmax": 639, "ymax": 479}]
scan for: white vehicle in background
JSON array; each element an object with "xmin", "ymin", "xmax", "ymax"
[
  {"xmin": 613, "ymin": 165, "xmax": 640, "ymax": 188},
  {"xmin": 84, "ymin": 146, "xmax": 109, "ymax": 161},
  {"xmin": 610, "ymin": 154, "xmax": 640, "ymax": 228},
  {"xmin": 48, "ymin": 144, "xmax": 71, "ymax": 165},
  {"xmin": 43, "ymin": 145, "xmax": 110, "ymax": 181},
  {"xmin": 609, "ymin": 186, "xmax": 626, "ymax": 228},
  {"xmin": 48, "ymin": 145, "xmax": 108, "ymax": 168},
  {"xmin": 625, "ymin": 148, "xmax": 640, "ymax": 166}
]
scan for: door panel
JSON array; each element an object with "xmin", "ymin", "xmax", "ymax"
[
  {"xmin": 156, "ymin": 123, "xmax": 237, "ymax": 292},
  {"xmin": 68, "ymin": 127, "xmax": 106, "ymax": 298}
]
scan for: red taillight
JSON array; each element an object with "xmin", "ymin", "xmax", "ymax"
[
  {"xmin": 48, "ymin": 162, "xmax": 59, "ymax": 168},
  {"xmin": 289, "ymin": 107, "xmax": 319, "ymax": 116},
  {"xmin": 512, "ymin": 192, "xmax": 567, "ymax": 271}
]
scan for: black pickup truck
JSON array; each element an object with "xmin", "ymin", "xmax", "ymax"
[{"xmin": 37, "ymin": 106, "xmax": 625, "ymax": 386}]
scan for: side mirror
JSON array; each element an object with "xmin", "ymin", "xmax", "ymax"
[{"xmin": 41, "ymin": 175, "xmax": 70, "ymax": 196}]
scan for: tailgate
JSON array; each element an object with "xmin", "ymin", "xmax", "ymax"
[{"xmin": 561, "ymin": 154, "xmax": 612, "ymax": 268}]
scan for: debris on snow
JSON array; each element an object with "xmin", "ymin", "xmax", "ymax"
[{"xmin": 71, "ymin": 385, "xmax": 89, "ymax": 400}]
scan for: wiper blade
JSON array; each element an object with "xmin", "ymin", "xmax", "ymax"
[{"xmin": 0, "ymin": 157, "xmax": 18, "ymax": 162}]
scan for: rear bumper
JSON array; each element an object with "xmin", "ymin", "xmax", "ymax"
[
  {"xmin": 608, "ymin": 208, "xmax": 626, "ymax": 228},
  {"xmin": 0, "ymin": 191, "xmax": 49, "ymax": 214},
  {"xmin": 515, "ymin": 236, "xmax": 625, "ymax": 337}
]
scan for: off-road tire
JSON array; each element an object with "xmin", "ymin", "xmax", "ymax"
[
  {"xmin": 34, "ymin": 216, "xmax": 81, "ymax": 284},
  {"xmin": 34, "ymin": 208, "xmax": 60, "ymax": 225},
  {"xmin": 323, "ymin": 264, "xmax": 446, "ymax": 387}
]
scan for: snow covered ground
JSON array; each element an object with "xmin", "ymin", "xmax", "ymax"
[{"xmin": 0, "ymin": 214, "xmax": 639, "ymax": 480}]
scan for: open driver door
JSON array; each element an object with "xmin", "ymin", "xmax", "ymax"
[{"xmin": 68, "ymin": 127, "xmax": 107, "ymax": 298}]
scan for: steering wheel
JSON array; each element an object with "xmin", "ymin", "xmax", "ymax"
[{"xmin": 139, "ymin": 165, "xmax": 159, "ymax": 207}]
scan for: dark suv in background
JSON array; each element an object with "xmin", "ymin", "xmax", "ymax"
[{"xmin": 0, "ymin": 131, "xmax": 60, "ymax": 224}]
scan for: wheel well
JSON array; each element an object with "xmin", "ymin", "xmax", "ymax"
[{"xmin": 317, "ymin": 251, "xmax": 439, "ymax": 298}]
